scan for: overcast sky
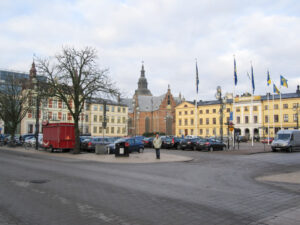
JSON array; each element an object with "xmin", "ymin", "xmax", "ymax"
[{"xmin": 1, "ymin": 0, "xmax": 300, "ymax": 100}]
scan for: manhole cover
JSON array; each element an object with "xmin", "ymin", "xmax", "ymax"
[{"xmin": 29, "ymin": 179, "xmax": 50, "ymax": 184}]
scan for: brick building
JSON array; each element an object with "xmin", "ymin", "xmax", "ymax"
[{"xmin": 123, "ymin": 64, "xmax": 182, "ymax": 136}]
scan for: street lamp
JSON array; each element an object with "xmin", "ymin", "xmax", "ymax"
[
  {"xmin": 215, "ymin": 86, "xmax": 224, "ymax": 142},
  {"xmin": 293, "ymin": 103, "xmax": 300, "ymax": 129},
  {"xmin": 32, "ymin": 77, "xmax": 40, "ymax": 150}
]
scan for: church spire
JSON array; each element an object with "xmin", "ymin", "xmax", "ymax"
[
  {"xmin": 141, "ymin": 61, "xmax": 145, "ymax": 78},
  {"xmin": 29, "ymin": 60, "xmax": 37, "ymax": 81}
]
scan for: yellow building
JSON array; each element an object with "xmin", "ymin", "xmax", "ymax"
[
  {"xmin": 176, "ymin": 100, "xmax": 232, "ymax": 137},
  {"xmin": 176, "ymin": 86, "xmax": 300, "ymax": 138}
]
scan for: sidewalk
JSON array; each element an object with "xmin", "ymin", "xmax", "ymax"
[
  {"xmin": 1, "ymin": 146, "xmax": 193, "ymax": 164},
  {"xmin": 213, "ymin": 142, "xmax": 272, "ymax": 155}
]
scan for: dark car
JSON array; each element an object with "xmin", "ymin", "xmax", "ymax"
[
  {"xmin": 237, "ymin": 136, "xmax": 248, "ymax": 142},
  {"xmin": 171, "ymin": 137, "xmax": 183, "ymax": 150},
  {"xmin": 178, "ymin": 138, "xmax": 189, "ymax": 150},
  {"xmin": 81, "ymin": 137, "xmax": 113, "ymax": 152},
  {"xmin": 143, "ymin": 137, "xmax": 154, "ymax": 148},
  {"xmin": 196, "ymin": 138, "xmax": 226, "ymax": 151},
  {"xmin": 106, "ymin": 137, "xmax": 144, "ymax": 154},
  {"xmin": 160, "ymin": 136, "xmax": 173, "ymax": 149}
]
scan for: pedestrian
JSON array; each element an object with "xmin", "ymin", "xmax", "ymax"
[{"xmin": 153, "ymin": 133, "xmax": 162, "ymax": 159}]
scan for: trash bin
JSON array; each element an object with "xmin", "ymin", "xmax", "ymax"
[
  {"xmin": 95, "ymin": 144, "xmax": 106, "ymax": 155},
  {"xmin": 115, "ymin": 142, "xmax": 129, "ymax": 157}
]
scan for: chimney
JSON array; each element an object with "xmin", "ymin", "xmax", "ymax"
[{"xmin": 297, "ymin": 85, "xmax": 300, "ymax": 94}]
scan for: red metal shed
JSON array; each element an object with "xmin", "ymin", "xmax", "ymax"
[{"xmin": 42, "ymin": 122, "xmax": 75, "ymax": 152}]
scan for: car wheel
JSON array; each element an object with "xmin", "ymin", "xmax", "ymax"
[
  {"xmin": 139, "ymin": 148, "xmax": 144, "ymax": 153},
  {"xmin": 49, "ymin": 146, "xmax": 54, "ymax": 153},
  {"xmin": 271, "ymin": 148, "xmax": 276, "ymax": 152}
]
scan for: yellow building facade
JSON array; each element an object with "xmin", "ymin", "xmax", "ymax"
[{"xmin": 176, "ymin": 87, "xmax": 300, "ymax": 138}]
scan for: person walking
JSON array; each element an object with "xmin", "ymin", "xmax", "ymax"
[{"xmin": 153, "ymin": 133, "xmax": 162, "ymax": 159}]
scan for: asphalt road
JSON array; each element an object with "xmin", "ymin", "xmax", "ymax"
[{"xmin": 1, "ymin": 147, "xmax": 300, "ymax": 225}]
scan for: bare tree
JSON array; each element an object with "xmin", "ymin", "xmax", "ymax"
[
  {"xmin": 0, "ymin": 76, "xmax": 33, "ymax": 142},
  {"xmin": 37, "ymin": 46, "xmax": 119, "ymax": 154}
]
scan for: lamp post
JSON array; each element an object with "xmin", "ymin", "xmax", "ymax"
[
  {"xmin": 293, "ymin": 103, "xmax": 300, "ymax": 129},
  {"xmin": 32, "ymin": 77, "xmax": 40, "ymax": 150},
  {"xmin": 215, "ymin": 86, "xmax": 224, "ymax": 143}
]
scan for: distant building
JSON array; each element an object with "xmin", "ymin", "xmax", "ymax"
[{"xmin": 122, "ymin": 64, "xmax": 182, "ymax": 136}]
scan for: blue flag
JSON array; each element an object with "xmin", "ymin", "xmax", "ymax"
[
  {"xmin": 251, "ymin": 65, "xmax": 255, "ymax": 94},
  {"xmin": 273, "ymin": 83, "xmax": 280, "ymax": 94},
  {"xmin": 196, "ymin": 61, "xmax": 199, "ymax": 93},
  {"xmin": 234, "ymin": 58, "xmax": 237, "ymax": 86}
]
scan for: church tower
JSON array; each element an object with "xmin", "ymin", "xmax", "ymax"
[{"xmin": 134, "ymin": 63, "xmax": 152, "ymax": 96}]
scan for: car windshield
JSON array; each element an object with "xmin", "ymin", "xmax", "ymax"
[{"xmin": 275, "ymin": 133, "xmax": 291, "ymax": 140}]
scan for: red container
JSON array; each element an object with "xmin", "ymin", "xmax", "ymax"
[{"xmin": 42, "ymin": 122, "xmax": 75, "ymax": 151}]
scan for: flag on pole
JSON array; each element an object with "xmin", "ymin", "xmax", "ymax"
[
  {"xmin": 273, "ymin": 83, "xmax": 280, "ymax": 94},
  {"xmin": 280, "ymin": 75, "xmax": 288, "ymax": 88},
  {"xmin": 267, "ymin": 70, "xmax": 271, "ymax": 86},
  {"xmin": 196, "ymin": 61, "xmax": 199, "ymax": 93},
  {"xmin": 234, "ymin": 57, "xmax": 237, "ymax": 86},
  {"xmin": 251, "ymin": 64, "xmax": 255, "ymax": 94}
]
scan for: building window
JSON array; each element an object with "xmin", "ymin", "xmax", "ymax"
[
  {"xmin": 213, "ymin": 118, "xmax": 216, "ymax": 124},
  {"xmin": 184, "ymin": 111, "xmax": 188, "ymax": 115},
  {"xmin": 179, "ymin": 111, "xmax": 182, "ymax": 115},
  {"xmin": 206, "ymin": 118, "xmax": 209, "ymax": 125},
  {"xmin": 199, "ymin": 110, "xmax": 203, "ymax": 114},
  {"xmin": 99, "ymin": 105, "xmax": 103, "ymax": 111},
  {"xmin": 85, "ymin": 115, "xmax": 89, "ymax": 122},
  {"xmin": 117, "ymin": 107, "xmax": 121, "ymax": 112},
  {"xmin": 117, "ymin": 117, "xmax": 121, "ymax": 123},
  {"xmin": 265, "ymin": 115, "xmax": 268, "ymax": 123},
  {"xmin": 111, "ymin": 106, "xmax": 115, "ymax": 112},
  {"xmin": 191, "ymin": 110, "xmax": 194, "ymax": 115},
  {"xmin": 111, "ymin": 116, "xmax": 115, "ymax": 123},
  {"xmin": 53, "ymin": 112, "xmax": 57, "ymax": 120},
  {"xmin": 53, "ymin": 100, "xmax": 58, "ymax": 108},
  {"xmin": 200, "ymin": 129, "xmax": 203, "ymax": 135},
  {"xmin": 293, "ymin": 103, "xmax": 298, "ymax": 109},
  {"xmin": 106, "ymin": 127, "xmax": 109, "ymax": 133},
  {"xmin": 99, "ymin": 127, "xmax": 102, "ymax": 133},
  {"xmin": 123, "ymin": 107, "xmax": 126, "ymax": 113},
  {"xmin": 111, "ymin": 127, "xmax": 114, "ymax": 134},
  {"xmin": 213, "ymin": 109, "xmax": 216, "ymax": 113},
  {"xmin": 274, "ymin": 115, "xmax": 279, "ymax": 122},
  {"xmin": 122, "ymin": 117, "xmax": 126, "ymax": 123},
  {"xmin": 226, "ymin": 108, "xmax": 230, "ymax": 113},
  {"xmin": 206, "ymin": 129, "xmax": 209, "ymax": 136},
  {"xmin": 99, "ymin": 116, "xmax": 103, "ymax": 122},
  {"xmin": 265, "ymin": 105, "xmax": 268, "ymax": 110},
  {"xmin": 245, "ymin": 116, "xmax": 249, "ymax": 124},
  {"xmin": 94, "ymin": 115, "xmax": 97, "ymax": 122},
  {"xmin": 283, "ymin": 114, "xmax": 288, "ymax": 122},
  {"xmin": 206, "ymin": 109, "xmax": 209, "ymax": 114},
  {"xmin": 237, "ymin": 116, "xmax": 240, "ymax": 124},
  {"xmin": 117, "ymin": 127, "xmax": 120, "ymax": 134},
  {"xmin": 62, "ymin": 102, "xmax": 67, "ymax": 109},
  {"xmin": 184, "ymin": 119, "xmax": 188, "ymax": 125},
  {"xmin": 200, "ymin": 118, "xmax": 203, "ymax": 125},
  {"xmin": 213, "ymin": 128, "xmax": 216, "ymax": 135},
  {"xmin": 294, "ymin": 114, "xmax": 298, "ymax": 122},
  {"xmin": 93, "ymin": 105, "xmax": 97, "ymax": 111},
  {"xmin": 106, "ymin": 105, "xmax": 110, "ymax": 112},
  {"xmin": 42, "ymin": 100, "xmax": 48, "ymax": 108},
  {"xmin": 179, "ymin": 119, "xmax": 182, "ymax": 126},
  {"xmin": 62, "ymin": 114, "xmax": 66, "ymax": 121},
  {"xmin": 283, "ymin": 104, "xmax": 288, "ymax": 109},
  {"xmin": 122, "ymin": 127, "xmax": 125, "ymax": 134},
  {"xmin": 236, "ymin": 107, "xmax": 240, "ymax": 112},
  {"xmin": 190, "ymin": 119, "xmax": 194, "ymax": 125},
  {"xmin": 244, "ymin": 107, "xmax": 248, "ymax": 112},
  {"xmin": 254, "ymin": 115, "xmax": 258, "ymax": 123},
  {"xmin": 253, "ymin": 106, "xmax": 258, "ymax": 111},
  {"xmin": 274, "ymin": 104, "xmax": 278, "ymax": 109},
  {"xmin": 28, "ymin": 124, "xmax": 33, "ymax": 134},
  {"xmin": 93, "ymin": 126, "xmax": 97, "ymax": 133},
  {"xmin": 191, "ymin": 129, "xmax": 194, "ymax": 135}
]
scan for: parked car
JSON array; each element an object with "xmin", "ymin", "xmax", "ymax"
[
  {"xmin": 261, "ymin": 137, "xmax": 274, "ymax": 144},
  {"xmin": 160, "ymin": 136, "xmax": 173, "ymax": 149},
  {"xmin": 171, "ymin": 137, "xmax": 183, "ymax": 150},
  {"xmin": 196, "ymin": 138, "xmax": 226, "ymax": 151},
  {"xmin": 81, "ymin": 137, "xmax": 114, "ymax": 152},
  {"xmin": 177, "ymin": 138, "xmax": 188, "ymax": 150},
  {"xmin": 106, "ymin": 137, "xmax": 144, "ymax": 154},
  {"xmin": 143, "ymin": 137, "xmax": 154, "ymax": 148},
  {"xmin": 185, "ymin": 138, "xmax": 202, "ymax": 150}
]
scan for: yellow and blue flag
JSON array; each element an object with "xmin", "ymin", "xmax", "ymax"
[
  {"xmin": 267, "ymin": 70, "xmax": 271, "ymax": 86},
  {"xmin": 280, "ymin": 75, "xmax": 288, "ymax": 88},
  {"xmin": 273, "ymin": 84, "xmax": 280, "ymax": 94}
]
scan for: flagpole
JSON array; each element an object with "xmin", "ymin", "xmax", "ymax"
[
  {"xmin": 232, "ymin": 55, "xmax": 237, "ymax": 149},
  {"xmin": 280, "ymin": 83, "xmax": 282, "ymax": 130},
  {"xmin": 267, "ymin": 91, "xmax": 270, "ymax": 145},
  {"xmin": 250, "ymin": 62, "xmax": 254, "ymax": 147},
  {"xmin": 272, "ymin": 83, "xmax": 275, "ymax": 137},
  {"xmin": 195, "ymin": 59, "xmax": 198, "ymax": 137}
]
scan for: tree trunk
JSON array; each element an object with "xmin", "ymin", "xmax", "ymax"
[{"xmin": 73, "ymin": 120, "xmax": 81, "ymax": 154}]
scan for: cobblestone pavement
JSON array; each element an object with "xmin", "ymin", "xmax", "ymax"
[{"xmin": 0, "ymin": 145, "xmax": 300, "ymax": 225}]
